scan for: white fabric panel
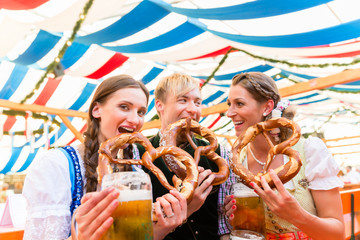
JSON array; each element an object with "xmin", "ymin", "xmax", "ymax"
[
  {"xmin": 8, "ymin": 68, "xmax": 44, "ymax": 102},
  {"xmin": 0, "ymin": 61, "xmax": 15, "ymax": 89},
  {"xmin": 66, "ymin": 46, "xmax": 115, "ymax": 77},
  {"xmin": 0, "ymin": 17, "xmax": 32, "ymax": 57},
  {"xmin": 125, "ymin": 34, "xmax": 229, "ymax": 61},
  {"xmin": 201, "ymin": 5, "xmax": 340, "ymax": 36},
  {"xmin": 45, "ymin": 75, "xmax": 90, "ymax": 109}
]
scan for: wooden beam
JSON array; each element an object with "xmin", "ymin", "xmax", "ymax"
[
  {"xmin": 333, "ymin": 151, "xmax": 360, "ymax": 156},
  {"xmin": 58, "ymin": 115, "xmax": 84, "ymax": 143},
  {"xmin": 323, "ymin": 135, "xmax": 360, "ymax": 143},
  {"xmin": 177, "ymin": 68, "xmax": 360, "ymax": 116},
  {"xmin": 327, "ymin": 142, "xmax": 360, "ymax": 148},
  {"xmin": 280, "ymin": 68, "xmax": 360, "ymax": 97},
  {"xmin": 0, "ymin": 99, "xmax": 88, "ymax": 119},
  {"xmin": 142, "ymin": 119, "xmax": 160, "ymax": 130}
]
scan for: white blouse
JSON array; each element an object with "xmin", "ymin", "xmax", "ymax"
[
  {"xmin": 22, "ymin": 146, "xmax": 86, "ymax": 240},
  {"xmin": 243, "ymin": 137, "xmax": 343, "ymax": 190}
]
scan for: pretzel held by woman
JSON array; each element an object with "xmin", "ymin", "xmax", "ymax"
[
  {"xmin": 97, "ymin": 132, "xmax": 198, "ymax": 203},
  {"xmin": 161, "ymin": 118, "xmax": 229, "ymax": 186},
  {"xmin": 230, "ymin": 117, "xmax": 302, "ymax": 188}
]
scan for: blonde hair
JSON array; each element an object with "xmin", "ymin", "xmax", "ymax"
[{"xmin": 155, "ymin": 73, "xmax": 200, "ymax": 103}]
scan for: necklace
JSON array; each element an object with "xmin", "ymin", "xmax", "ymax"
[{"xmin": 248, "ymin": 145, "xmax": 266, "ymax": 169}]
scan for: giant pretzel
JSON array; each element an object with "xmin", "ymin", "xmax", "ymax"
[
  {"xmin": 97, "ymin": 132, "xmax": 199, "ymax": 204},
  {"xmin": 161, "ymin": 118, "xmax": 229, "ymax": 186},
  {"xmin": 230, "ymin": 117, "xmax": 302, "ymax": 189}
]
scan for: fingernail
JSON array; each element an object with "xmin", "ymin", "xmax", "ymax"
[
  {"xmin": 230, "ymin": 195, "xmax": 234, "ymax": 199},
  {"xmin": 230, "ymin": 214, "xmax": 234, "ymax": 218},
  {"xmin": 231, "ymin": 199, "xmax": 236, "ymax": 204},
  {"xmin": 249, "ymin": 182, "xmax": 254, "ymax": 187},
  {"xmin": 232, "ymin": 205, "xmax": 236, "ymax": 209},
  {"xmin": 254, "ymin": 190, "xmax": 257, "ymax": 194},
  {"xmin": 112, "ymin": 199, "xmax": 119, "ymax": 207}
]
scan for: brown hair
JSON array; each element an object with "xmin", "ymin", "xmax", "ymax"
[
  {"xmin": 83, "ymin": 75, "xmax": 149, "ymax": 192},
  {"xmin": 231, "ymin": 72, "xmax": 296, "ymax": 141}
]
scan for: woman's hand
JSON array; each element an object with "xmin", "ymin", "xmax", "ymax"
[
  {"xmin": 71, "ymin": 187, "xmax": 119, "ymax": 240},
  {"xmin": 187, "ymin": 167, "xmax": 215, "ymax": 217},
  {"xmin": 153, "ymin": 190, "xmax": 187, "ymax": 240},
  {"xmin": 223, "ymin": 195, "xmax": 237, "ymax": 226},
  {"xmin": 250, "ymin": 169, "xmax": 303, "ymax": 222},
  {"xmin": 251, "ymin": 169, "xmax": 345, "ymax": 240}
]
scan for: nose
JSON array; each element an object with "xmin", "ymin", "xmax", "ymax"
[
  {"xmin": 226, "ymin": 105, "xmax": 236, "ymax": 118},
  {"xmin": 186, "ymin": 101, "xmax": 198, "ymax": 114},
  {"xmin": 126, "ymin": 110, "xmax": 140, "ymax": 126}
]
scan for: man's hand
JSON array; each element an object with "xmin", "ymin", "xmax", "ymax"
[{"xmin": 187, "ymin": 167, "xmax": 215, "ymax": 217}]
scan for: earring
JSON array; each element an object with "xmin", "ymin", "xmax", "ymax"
[{"xmin": 263, "ymin": 112, "xmax": 267, "ymax": 116}]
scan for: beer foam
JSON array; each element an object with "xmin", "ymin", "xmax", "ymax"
[
  {"xmin": 230, "ymin": 236, "xmax": 263, "ymax": 240},
  {"xmin": 118, "ymin": 189, "xmax": 152, "ymax": 202},
  {"xmin": 233, "ymin": 190, "xmax": 259, "ymax": 198},
  {"xmin": 231, "ymin": 183, "xmax": 259, "ymax": 198}
]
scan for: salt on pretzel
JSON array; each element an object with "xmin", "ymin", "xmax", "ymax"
[
  {"xmin": 230, "ymin": 117, "xmax": 302, "ymax": 189},
  {"xmin": 97, "ymin": 132, "xmax": 198, "ymax": 203},
  {"xmin": 161, "ymin": 118, "xmax": 229, "ymax": 186}
]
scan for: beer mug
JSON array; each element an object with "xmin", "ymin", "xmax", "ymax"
[
  {"xmin": 230, "ymin": 230, "xmax": 265, "ymax": 240},
  {"xmin": 230, "ymin": 182, "xmax": 266, "ymax": 238},
  {"xmin": 101, "ymin": 172, "xmax": 153, "ymax": 240}
]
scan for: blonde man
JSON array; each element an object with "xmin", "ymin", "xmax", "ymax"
[{"xmin": 138, "ymin": 73, "xmax": 232, "ymax": 240}]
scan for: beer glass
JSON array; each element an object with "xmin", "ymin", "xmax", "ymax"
[
  {"xmin": 230, "ymin": 182, "xmax": 266, "ymax": 238},
  {"xmin": 101, "ymin": 172, "xmax": 153, "ymax": 240},
  {"xmin": 230, "ymin": 230, "xmax": 265, "ymax": 240}
]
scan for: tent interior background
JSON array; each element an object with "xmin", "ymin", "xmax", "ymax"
[{"xmin": 1, "ymin": 0, "xmax": 360, "ymax": 190}]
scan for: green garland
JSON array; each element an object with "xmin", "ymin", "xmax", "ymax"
[
  {"xmin": 20, "ymin": 0, "xmax": 94, "ymax": 104},
  {"xmin": 4, "ymin": 127, "xmax": 55, "ymax": 136},
  {"xmin": 5, "ymin": 0, "xmax": 94, "ymax": 137},
  {"xmin": 203, "ymin": 47, "xmax": 360, "ymax": 88},
  {"xmin": 1, "ymin": 109, "xmax": 60, "ymax": 136},
  {"xmin": 3, "ymin": 109, "xmax": 61, "ymax": 126}
]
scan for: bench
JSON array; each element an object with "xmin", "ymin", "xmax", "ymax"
[{"xmin": 341, "ymin": 188, "xmax": 360, "ymax": 239}]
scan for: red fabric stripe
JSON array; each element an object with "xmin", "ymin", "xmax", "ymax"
[
  {"xmin": 33, "ymin": 77, "xmax": 61, "ymax": 105},
  {"xmin": 207, "ymin": 115, "xmax": 221, "ymax": 129},
  {"xmin": 85, "ymin": 53, "xmax": 129, "ymax": 79},
  {"xmin": 67, "ymin": 123, "xmax": 87, "ymax": 145},
  {"xmin": 3, "ymin": 77, "xmax": 61, "ymax": 131},
  {"xmin": 304, "ymin": 49, "xmax": 360, "ymax": 58},
  {"xmin": 0, "ymin": 0, "xmax": 49, "ymax": 10},
  {"xmin": 3, "ymin": 116, "xmax": 17, "ymax": 132},
  {"xmin": 181, "ymin": 46, "xmax": 234, "ymax": 61}
]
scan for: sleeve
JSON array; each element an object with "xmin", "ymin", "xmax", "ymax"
[
  {"xmin": 22, "ymin": 149, "xmax": 73, "ymax": 240},
  {"xmin": 304, "ymin": 137, "xmax": 344, "ymax": 190},
  {"xmin": 218, "ymin": 145, "xmax": 237, "ymax": 236}
]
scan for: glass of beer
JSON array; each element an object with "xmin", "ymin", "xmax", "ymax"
[
  {"xmin": 101, "ymin": 171, "xmax": 153, "ymax": 240},
  {"xmin": 230, "ymin": 230, "xmax": 265, "ymax": 240},
  {"xmin": 230, "ymin": 182, "xmax": 266, "ymax": 238}
]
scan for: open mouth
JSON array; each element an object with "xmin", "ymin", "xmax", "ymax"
[
  {"xmin": 118, "ymin": 126, "xmax": 135, "ymax": 133},
  {"xmin": 233, "ymin": 120, "xmax": 244, "ymax": 127}
]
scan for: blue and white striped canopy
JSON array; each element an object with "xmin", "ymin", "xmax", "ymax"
[{"xmin": 1, "ymin": 0, "xmax": 360, "ymax": 173}]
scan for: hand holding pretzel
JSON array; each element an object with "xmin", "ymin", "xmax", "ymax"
[
  {"xmin": 230, "ymin": 117, "xmax": 302, "ymax": 188},
  {"xmin": 161, "ymin": 118, "xmax": 229, "ymax": 186},
  {"xmin": 97, "ymin": 132, "xmax": 198, "ymax": 203}
]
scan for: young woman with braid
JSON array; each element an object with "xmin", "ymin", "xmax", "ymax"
[
  {"xmin": 23, "ymin": 75, "xmax": 187, "ymax": 240},
  {"xmin": 221, "ymin": 72, "xmax": 344, "ymax": 240}
]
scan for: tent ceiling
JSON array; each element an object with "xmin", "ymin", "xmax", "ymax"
[{"xmin": 1, "ymin": 0, "xmax": 360, "ymax": 174}]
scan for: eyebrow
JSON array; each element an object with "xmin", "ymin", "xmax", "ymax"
[
  {"xmin": 178, "ymin": 95, "xmax": 202, "ymax": 101},
  {"xmin": 121, "ymin": 100, "xmax": 147, "ymax": 109}
]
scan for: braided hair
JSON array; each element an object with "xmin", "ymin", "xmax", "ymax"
[
  {"xmin": 83, "ymin": 75, "xmax": 149, "ymax": 192},
  {"xmin": 231, "ymin": 72, "xmax": 295, "ymax": 141}
]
